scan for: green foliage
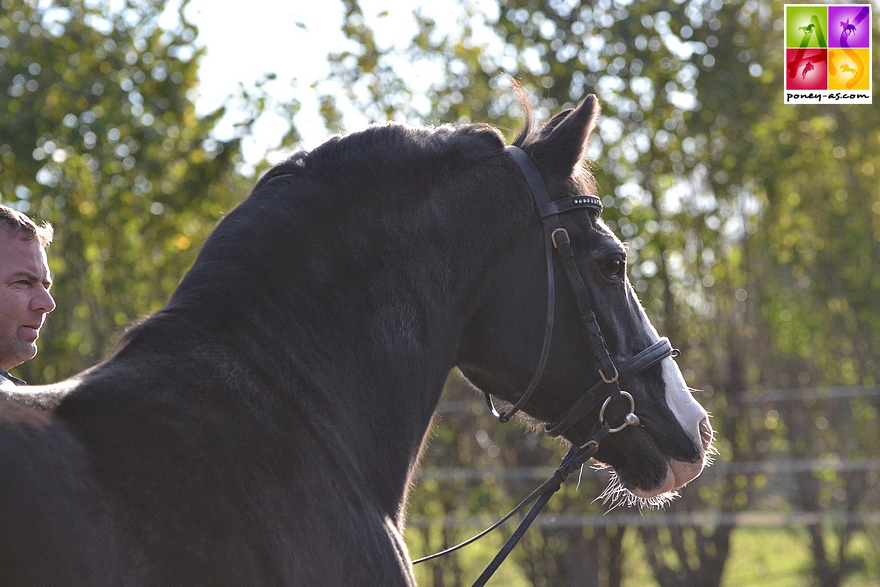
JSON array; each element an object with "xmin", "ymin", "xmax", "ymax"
[
  {"xmin": 320, "ymin": 0, "xmax": 519, "ymax": 132},
  {"xmin": 1, "ymin": 0, "xmax": 249, "ymax": 381}
]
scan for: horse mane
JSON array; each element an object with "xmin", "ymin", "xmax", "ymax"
[
  {"xmin": 113, "ymin": 120, "xmax": 510, "ymax": 354},
  {"xmin": 115, "ymin": 89, "xmax": 608, "ymax": 356},
  {"xmin": 255, "ymin": 122, "xmax": 507, "ymax": 191}
]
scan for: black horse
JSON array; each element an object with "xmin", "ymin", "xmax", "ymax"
[{"xmin": 0, "ymin": 94, "xmax": 711, "ymax": 586}]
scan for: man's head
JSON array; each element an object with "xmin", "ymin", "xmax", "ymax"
[{"xmin": 0, "ymin": 205, "xmax": 56, "ymax": 371}]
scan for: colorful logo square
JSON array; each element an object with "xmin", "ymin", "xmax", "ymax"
[
  {"xmin": 828, "ymin": 6, "xmax": 871, "ymax": 48},
  {"xmin": 829, "ymin": 48, "xmax": 870, "ymax": 90},
  {"xmin": 785, "ymin": 5, "xmax": 829, "ymax": 49},
  {"xmin": 786, "ymin": 48, "xmax": 828, "ymax": 90}
]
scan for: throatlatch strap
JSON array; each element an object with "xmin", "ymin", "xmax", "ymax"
[{"xmin": 484, "ymin": 223, "xmax": 556, "ymax": 423}]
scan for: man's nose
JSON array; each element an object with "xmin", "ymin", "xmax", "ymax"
[{"xmin": 32, "ymin": 286, "xmax": 56, "ymax": 314}]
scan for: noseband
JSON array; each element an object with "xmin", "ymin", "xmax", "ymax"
[{"xmin": 414, "ymin": 146, "xmax": 677, "ymax": 583}]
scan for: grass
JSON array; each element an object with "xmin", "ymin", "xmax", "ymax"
[
  {"xmin": 406, "ymin": 525, "xmax": 880, "ymax": 586},
  {"xmin": 721, "ymin": 527, "xmax": 813, "ymax": 587},
  {"xmin": 619, "ymin": 526, "xmax": 880, "ymax": 587}
]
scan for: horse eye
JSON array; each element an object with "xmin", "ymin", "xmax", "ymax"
[{"xmin": 600, "ymin": 257, "xmax": 626, "ymax": 282}]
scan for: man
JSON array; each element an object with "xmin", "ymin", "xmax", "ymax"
[{"xmin": 0, "ymin": 204, "xmax": 56, "ymax": 388}]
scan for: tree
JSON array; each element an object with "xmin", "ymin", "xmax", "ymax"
[
  {"xmin": 746, "ymin": 55, "xmax": 880, "ymax": 587},
  {"xmin": 1, "ymin": 0, "xmax": 250, "ymax": 382}
]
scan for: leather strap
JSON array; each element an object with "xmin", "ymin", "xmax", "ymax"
[
  {"xmin": 551, "ymin": 227, "xmax": 619, "ymax": 385},
  {"xmin": 470, "ymin": 422, "xmax": 608, "ymax": 586},
  {"xmin": 416, "ymin": 146, "xmax": 682, "ymax": 582},
  {"xmin": 543, "ymin": 338, "xmax": 675, "ymax": 438},
  {"xmin": 485, "ymin": 146, "xmax": 560, "ymax": 422}
]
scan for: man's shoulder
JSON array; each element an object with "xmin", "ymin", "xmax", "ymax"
[{"xmin": 0, "ymin": 369, "xmax": 25, "ymax": 388}]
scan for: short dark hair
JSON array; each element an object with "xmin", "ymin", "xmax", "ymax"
[{"xmin": 0, "ymin": 204, "xmax": 53, "ymax": 248}]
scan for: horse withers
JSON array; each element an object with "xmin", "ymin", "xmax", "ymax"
[{"xmin": 0, "ymin": 93, "xmax": 712, "ymax": 586}]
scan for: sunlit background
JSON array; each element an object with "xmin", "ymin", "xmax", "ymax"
[{"xmin": 3, "ymin": 0, "xmax": 879, "ymax": 585}]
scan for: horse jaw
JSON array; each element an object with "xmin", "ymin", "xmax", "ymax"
[{"xmin": 603, "ymin": 358, "xmax": 715, "ymax": 506}]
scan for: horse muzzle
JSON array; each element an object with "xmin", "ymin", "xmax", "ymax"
[{"xmin": 630, "ymin": 415, "xmax": 713, "ymax": 499}]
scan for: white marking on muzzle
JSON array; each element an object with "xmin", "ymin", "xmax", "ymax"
[
  {"xmin": 624, "ymin": 359, "xmax": 713, "ymax": 501},
  {"xmin": 661, "ymin": 359, "xmax": 711, "ymax": 452},
  {"xmin": 625, "ymin": 294, "xmax": 713, "ymax": 498},
  {"xmin": 661, "ymin": 358, "xmax": 713, "ymax": 488}
]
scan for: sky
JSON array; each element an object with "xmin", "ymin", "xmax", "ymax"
[{"xmin": 166, "ymin": 0, "xmax": 475, "ymax": 166}]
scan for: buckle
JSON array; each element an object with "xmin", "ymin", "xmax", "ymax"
[
  {"xmin": 551, "ymin": 228, "xmax": 569, "ymax": 250},
  {"xmin": 598, "ymin": 365, "xmax": 619, "ymax": 384}
]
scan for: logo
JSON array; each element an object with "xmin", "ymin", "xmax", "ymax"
[{"xmin": 784, "ymin": 4, "xmax": 872, "ymax": 104}]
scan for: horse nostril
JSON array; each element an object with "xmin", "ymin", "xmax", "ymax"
[{"xmin": 698, "ymin": 417, "xmax": 713, "ymax": 454}]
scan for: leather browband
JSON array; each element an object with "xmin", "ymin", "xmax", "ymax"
[{"xmin": 536, "ymin": 195, "xmax": 602, "ymax": 219}]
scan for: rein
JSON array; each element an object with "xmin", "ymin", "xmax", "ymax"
[{"xmin": 412, "ymin": 146, "xmax": 676, "ymax": 583}]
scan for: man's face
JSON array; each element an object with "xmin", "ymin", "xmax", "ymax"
[{"xmin": 0, "ymin": 229, "xmax": 56, "ymax": 371}]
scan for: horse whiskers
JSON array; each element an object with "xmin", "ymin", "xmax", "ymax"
[
  {"xmin": 591, "ymin": 433, "xmax": 716, "ymax": 512},
  {"xmin": 593, "ymin": 467, "xmax": 680, "ymax": 511},
  {"xmin": 704, "ymin": 445, "xmax": 720, "ymax": 465}
]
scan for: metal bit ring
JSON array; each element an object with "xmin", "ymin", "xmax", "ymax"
[{"xmin": 599, "ymin": 391, "xmax": 640, "ymax": 434}]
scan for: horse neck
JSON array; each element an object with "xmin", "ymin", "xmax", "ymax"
[{"xmin": 155, "ymin": 153, "xmax": 527, "ymax": 515}]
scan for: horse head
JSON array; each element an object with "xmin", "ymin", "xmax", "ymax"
[{"xmin": 460, "ymin": 95, "xmax": 713, "ymax": 506}]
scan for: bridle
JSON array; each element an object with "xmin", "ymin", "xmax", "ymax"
[
  {"xmin": 412, "ymin": 146, "xmax": 677, "ymax": 584},
  {"xmin": 486, "ymin": 146, "xmax": 675, "ymax": 440}
]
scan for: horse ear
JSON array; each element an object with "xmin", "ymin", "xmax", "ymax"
[
  {"xmin": 533, "ymin": 95, "xmax": 600, "ymax": 176},
  {"xmin": 539, "ymin": 108, "xmax": 574, "ymax": 137}
]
